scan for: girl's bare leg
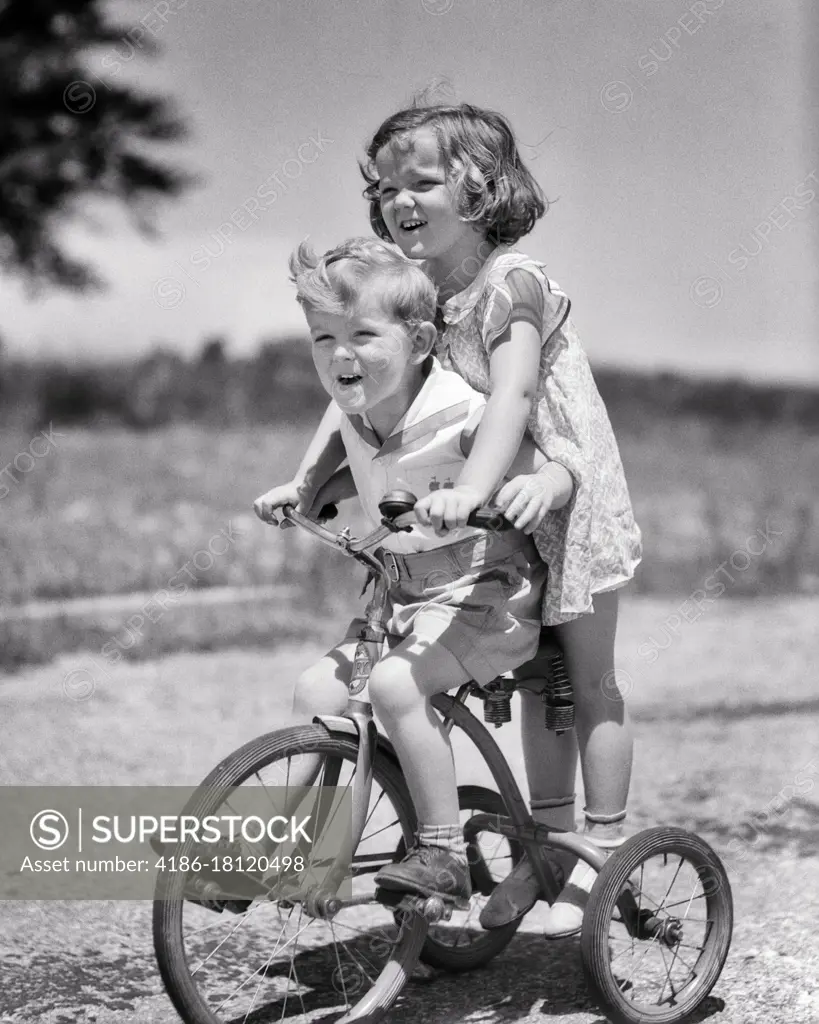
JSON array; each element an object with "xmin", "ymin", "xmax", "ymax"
[
  {"xmin": 541, "ymin": 589, "xmax": 631, "ymax": 936},
  {"xmin": 478, "ymin": 686, "xmax": 580, "ymax": 928},
  {"xmin": 554, "ymin": 590, "xmax": 631, "ymax": 824},
  {"xmin": 519, "ymin": 690, "xmax": 579, "ymax": 829}
]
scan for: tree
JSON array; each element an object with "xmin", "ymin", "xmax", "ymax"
[
  {"xmin": 0, "ymin": 0, "xmax": 195, "ymax": 291},
  {"xmin": 198, "ymin": 335, "xmax": 227, "ymax": 366}
]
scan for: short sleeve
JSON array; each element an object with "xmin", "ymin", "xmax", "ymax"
[
  {"xmin": 483, "ymin": 268, "xmax": 571, "ymax": 353},
  {"xmin": 458, "ymin": 393, "xmax": 486, "ymax": 458}
]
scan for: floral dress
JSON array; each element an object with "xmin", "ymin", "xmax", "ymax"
[{"xmin": 435, "ymin": 245, "xmax": 642, "ymax": 625}]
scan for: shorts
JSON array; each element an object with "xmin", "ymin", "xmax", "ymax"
[{"xmin": 344, "ymin": 529, "xmax": 547, "ymax": 686}]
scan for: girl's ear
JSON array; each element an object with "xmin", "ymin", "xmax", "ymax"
[{"xmin": 411, "ymin": 321, "xmax": 437, "ymax": 363}]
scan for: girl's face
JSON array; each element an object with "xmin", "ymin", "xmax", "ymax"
[{"xmin": 375, "ymin": 128, "xmax": 482, "ymax": 264}]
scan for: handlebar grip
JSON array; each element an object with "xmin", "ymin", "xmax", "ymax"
[
  {"xmin": 377, "ymin": 490, "xmax": 511, "ymax": 532},
  {"xmin": 466, "ymin": 507, "xmax": 512, "ymax": 531},
  {"xmin": 279, "ymin": 503, "xmax": 338, "ymax": 523}
]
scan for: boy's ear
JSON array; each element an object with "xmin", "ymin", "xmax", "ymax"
[{"xmin": 411, "ymin": 321, "xmax": 437, "ymax": 363}]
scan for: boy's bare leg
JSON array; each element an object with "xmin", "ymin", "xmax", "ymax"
[
  {"xmin": 368, "ymin": 634, "xmax": 473, "ymax": 900},
  {"xmin": 228, "ymin": 643, "xmax": 354, "ymax": 874},
  {"xmin": 367, "ymin": 634, "xmax": 469, "ymax": 823},
  {"xmin": 267, "ymin": 640, "xmax": 356, "ymax": 795},
  {"xmin": 164, "ymin": 644, "xmax": 355, "ymax": 907}
]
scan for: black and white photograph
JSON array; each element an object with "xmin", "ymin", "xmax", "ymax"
[{"xmin": 1, "ymin": 2, "xmax": 817, "ymax": 1022}]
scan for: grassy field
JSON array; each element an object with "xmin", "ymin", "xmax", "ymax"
[
  {"xmin": 3, "ymin": 418, "xmax": 817, "ymax": 605},
  {"xmin": 1, "ymin": 418, "xmax": 817, "ymax": 668},
  {"xmin": 1, "ymin": 596, "xmax": 817, "ymax": 1023}
]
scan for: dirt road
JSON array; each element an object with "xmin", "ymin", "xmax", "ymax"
[{"xmin": 2, "ymin": 596, "xmax": 818, "ymax": 1023}]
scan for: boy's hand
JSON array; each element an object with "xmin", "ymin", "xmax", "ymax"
[
  {"xmin": 415, "ymin": 484, "xmax": 485, "ymax": 535},
  {"xmin": 253, "ymin": 480, "xmax": 312, "ymax": 529},
  {"xmin": 495, "ymin": 474, "xmax": 559, "ymax": 534}
]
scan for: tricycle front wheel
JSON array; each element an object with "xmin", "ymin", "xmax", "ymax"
[{"xmin": 153, "ymin": 725, "xmax": 427, "ymax": 1024}]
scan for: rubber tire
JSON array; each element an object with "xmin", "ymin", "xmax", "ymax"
[
  {"xmin": 417, "ymin": 785, "xmax": 524, "ymax": 972},
  {"xmin": 581, "ymin": 826, "xmax": 733, "ymax": 1024},
  {"xmin": 153, "ymin": 724, "xmax": 428, "ymax": 1024}
]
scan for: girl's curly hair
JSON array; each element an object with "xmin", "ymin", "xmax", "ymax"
[{"xmin": 361, "ymin": 103, "xmax": 548, "ymax": 247}]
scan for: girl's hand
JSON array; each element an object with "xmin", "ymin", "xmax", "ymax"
[
  {"xmin": 415, "ymin": 485, "xmax": 485, "ymax": 535},
  {"xmin": 253, "ymin": 480, "xmax": 313, "ymax": 529},
  {"xmin": 495, "ymin": 469, "xmax": 569, "ymax": 534}
]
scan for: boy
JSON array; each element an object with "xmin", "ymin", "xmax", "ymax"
[{"xmin": 255, "ymin": 237, "xmax": 572, "ymax": 901}]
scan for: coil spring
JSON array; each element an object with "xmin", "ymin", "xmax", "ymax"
[
  {"xmin": 483, "ymin": 691, "xmax": 512, "ymax": 728},
  {"xmin": 542, "ymin": 651, "xmax": 575, "ymax": 732}
]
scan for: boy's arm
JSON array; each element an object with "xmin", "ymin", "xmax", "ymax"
[
  {"xmin": 255, "ymin": 400, "xmax": 347, "ymax": 526},
  {"xmin": 293, "ymin": 400, "xmax": 347, "ymax": 502},
  {"xmin": 307, "ymin": 465, "xmax": 358, "ymax": 518}
]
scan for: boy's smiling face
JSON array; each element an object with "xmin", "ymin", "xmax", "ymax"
[{"xmin": 306, "ymin": 293, "xmax": 433, "ymax": 423}]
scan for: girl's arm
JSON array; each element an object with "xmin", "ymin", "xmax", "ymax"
[
  {"xmin": 460, "ymin": 404, "xmax": 574, "ymax": 531},
  {"xmin": 415, "ymin": 320, "xmax": 542, "ymax": 531},
  {"xmin": 460, "ymin": 318, "xmax": 541, "ymax": 498}
]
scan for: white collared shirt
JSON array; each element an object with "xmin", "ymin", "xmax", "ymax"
[{"xmin": 340, "ymin": 358, "xmax": 486, "ymax": 553}]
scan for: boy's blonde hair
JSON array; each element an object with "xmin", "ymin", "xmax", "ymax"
[{"xmin": 289, "ymin": 237, "xmax": 437, "ymax": 327}]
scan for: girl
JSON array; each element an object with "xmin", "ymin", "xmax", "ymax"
[
  {"xmin": 256, "ymin": 101, "xmax": 641, "ymax": 938},
  {"xmin": 361, "ymin": 103, "xmax": 643, "ymax": 938}
]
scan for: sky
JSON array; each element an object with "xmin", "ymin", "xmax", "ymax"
[{"xmin": 1, "ymin": 0, "xmax": 817, "ymax": 383}]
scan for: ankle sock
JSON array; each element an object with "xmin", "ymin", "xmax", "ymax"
[
  {"xmin": 417, "ymin": 823, "xmax": 468, "ymax": 866},
  {"xmin": 583, "ymin": 808, "xmax": 627, "ymax": 849},
  {"xmin": 531, "ymin": 794, "xmax": 576, "ymax": 832}
]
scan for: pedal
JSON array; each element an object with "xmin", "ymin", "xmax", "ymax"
[
  {"xmin": 376, "ymin": 887, "xmax": 470, "ymax": 921},
  {"xmin": 184, "ymin": 877, "xmax": 231, "ymax": 914},
  {"xmin": 221, "ymin": 899, "xmax": 253, "ymax": 915},
  {"xmin": 375, "ymin": 886, "xmax": 406, "ymax": 909},
  {"xmin": 183, "ymin": 892, "xmax": 252, "ymax": 914}
]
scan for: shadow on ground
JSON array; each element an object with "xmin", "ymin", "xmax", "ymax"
[
  {"xmin": 0, "ymin": 928, "xmax": 730, "ymax": 1024},
  {"xmin": 389, "ymin": 933, "xmax": 727, "ymax": 1024}
]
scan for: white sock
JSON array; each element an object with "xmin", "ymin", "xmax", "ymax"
[
  {"xmin": 417, "ymin": 823, "xmax": 468, "ymax": 865},
  {"xmin": 566, "ymin": 812, "xmax": 627, "ymax": 893},
  {"xmin": 584, "ymin": 809, "xmax": 627, "ymax": 848}
]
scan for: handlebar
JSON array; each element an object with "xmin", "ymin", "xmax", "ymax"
[
  {"xmin": 317, "ymin": 501, "xmax": 510, "ymax": 533},
  {"xmin": 279, "ymin": 489, "xmax": 511, "ymax": 559}
]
